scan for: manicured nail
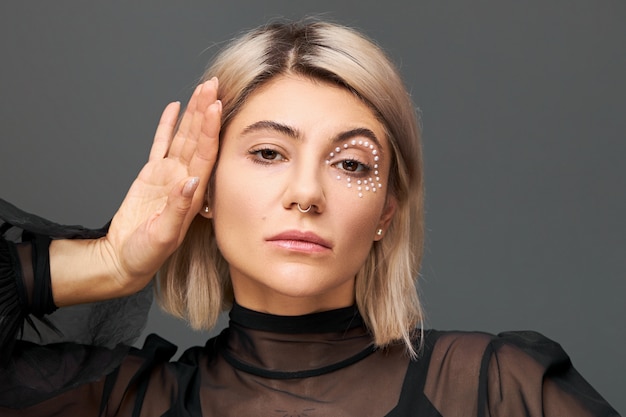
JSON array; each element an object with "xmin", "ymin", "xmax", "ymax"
[{"xmin": 182, "ymin": 177, "xmax": 200, "ymax": 198}]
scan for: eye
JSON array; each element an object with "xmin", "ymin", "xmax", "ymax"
[
  {"xmin": 335, "ymin": 159, "xmax": 370, "ymax": 174},
  {"xmin": 248, "ymin": 147, "xmax": 286, "ymax": 164},
  {"xmin": 258, "ymin": 149, "xmax": 279, "ymax": 160}
]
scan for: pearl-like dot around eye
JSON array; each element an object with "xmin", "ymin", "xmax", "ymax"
[{"xmin": 324, "ymin": 141, "xmax": 384, "ymax": 199}]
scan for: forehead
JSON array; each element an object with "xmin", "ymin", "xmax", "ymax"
[{"xmin": 224, "ymin": 75, "xmax": 388, "ymax": 147}]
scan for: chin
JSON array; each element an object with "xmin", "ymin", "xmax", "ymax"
[{"xmin": 267, "ymin": 275, "xmax": 355, "ymax": 305}]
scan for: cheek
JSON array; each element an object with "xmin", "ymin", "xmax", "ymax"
[
  {"xmin": 327, "ymin": 185, "xmax": 387, "ymax": 239},
  {"xmin": 212, "ymin": 162, "xmax": 252, "ymax": 230}
]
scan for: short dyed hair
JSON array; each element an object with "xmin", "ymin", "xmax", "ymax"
[{"xmin": 158, "ymin": 20, "xmax": 424, "ymax": 354}]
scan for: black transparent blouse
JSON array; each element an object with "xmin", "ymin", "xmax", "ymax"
[{"xmin": 0, "ymin": 199, "xmax": 620, "ymax": 417}]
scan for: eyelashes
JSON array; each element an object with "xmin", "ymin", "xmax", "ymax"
[
  {"xmin": 248, "ymin": 146, "xmax": 373, "ymax": 177},
  {"xmin": 248, "ymin": 147, "xmax": 285, "ymax": 164},
  {"xmin": 247, "ymin": 143, "xmax": 382, "ymax": 198},
  {"xmin": 333, "ymin": 159, "xmax": 372, "ymax": 176}
]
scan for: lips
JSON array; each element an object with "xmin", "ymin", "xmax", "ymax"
[{"xmin": 266, "ymin": 230, "xmax": 333, "ymax": 252}]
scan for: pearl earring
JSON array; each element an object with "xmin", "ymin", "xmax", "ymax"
[{"xmin": 376, "ymin": 229, "xmax": 383, "ymax": 236}]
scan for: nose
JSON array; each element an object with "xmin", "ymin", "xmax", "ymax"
[{"xmin": 281, "ymin": 157, "xmax": 326, "ymax": 214}]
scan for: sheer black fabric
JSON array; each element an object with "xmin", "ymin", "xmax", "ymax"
[
  {"xmin": 0, "ymin": 198, "xmax": 152, "ymax": 373},
  {"xmin": 0, "ymin": 304, "xmax": 620, "ymax": 416},
  {"xmin": 0, "ymin": 199, "xmax": 620, "ymax": 416}
]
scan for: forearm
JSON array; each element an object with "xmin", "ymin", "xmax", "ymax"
[{"xmin": 50, "ymin": 238, "xmax": 150, "ymax": 307}]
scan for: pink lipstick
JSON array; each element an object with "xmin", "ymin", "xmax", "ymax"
[{"xmin": 266, "ymin": 231, "xmax": 333, "ymax": 253}]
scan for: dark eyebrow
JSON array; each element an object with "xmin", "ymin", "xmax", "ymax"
[
  {"xmin": 241, "ymin": 121, "xmax": 383, "ymax": 152},
  {"xmin": 241, "ymin": 120, "xmax": 301, "ymax": 139},
  {"xmin": 333, "ymin": 128, "xmax": 383, "ymax": 152}
]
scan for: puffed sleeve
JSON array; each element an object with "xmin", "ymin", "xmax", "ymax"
[
  {"xmin": 0, "ymin": 198, "xmax": 153, "ymax": 408},
  {"xmin": 484, "ymin": 331, "xmax": 619, "ymax": 417},
  {"xmin": 423, "ymin": 330, "xmax": 620, "ymax": 416}
]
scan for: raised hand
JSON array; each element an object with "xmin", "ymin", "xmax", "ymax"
[{"xmin": 50, "ymin": 78, "xmax": 221, "ymax": 305}]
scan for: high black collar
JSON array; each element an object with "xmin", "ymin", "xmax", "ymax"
[
  {"xmin": 222, "ymin": 302, "xmax": 375, "ymax": 379},
  {"xmin": 229, "ymin": 302, "xmax": 365, "ymax": 334}
]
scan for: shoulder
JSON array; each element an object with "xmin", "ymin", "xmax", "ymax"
[
  {"xmin": 420, "ymin": 329, "xmax": 570, "ymax": 386},
  {"xmin": 414, "ymin": 331, "xmax": 556, "ymax": 408},
  {"xmin": 422, "ymin": 329, "xmax": 567, "ymax": 365},
  {"xmin": 411, "ymin": 330, "xmax": 620, "ymax": 417}
]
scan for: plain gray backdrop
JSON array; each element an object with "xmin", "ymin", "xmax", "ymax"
[{"xmin": 0, "ymin": 1, "xmax": 624, "ymax": 412}]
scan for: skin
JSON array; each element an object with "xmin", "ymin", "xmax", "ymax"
[{"xmin": 203, "ymin": 75, "xmax": 396, "ymax": 315}]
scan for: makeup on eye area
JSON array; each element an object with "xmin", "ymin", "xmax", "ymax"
[
  {"xmin": 248, "ymin": 145, "xmax": 287, "ymax": 165},
  {"xmin": 240, "ymin": 121, "xmax": 298, "ymax": 164},
  {"xmin": 325, "ymin": 139, "xmax": 383, "ymax": 198}
]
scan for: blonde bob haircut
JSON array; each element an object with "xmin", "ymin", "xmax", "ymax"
[{"xmin": 158, "ymin": 20, "xmax": 424, "ymax": 354}]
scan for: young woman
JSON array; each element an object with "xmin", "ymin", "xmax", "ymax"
[{"xmin": 0, "ymin": 21, "xmax": 619, "ymax": 416}]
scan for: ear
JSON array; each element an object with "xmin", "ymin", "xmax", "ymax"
[{"xmin": 374, "ymin": 196, "xmax": 397, "ymax": 241}]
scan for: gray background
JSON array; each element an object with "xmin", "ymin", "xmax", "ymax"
[{"xmin": 0, "ymin": 1, "xmax": 624, "ymax": 412}]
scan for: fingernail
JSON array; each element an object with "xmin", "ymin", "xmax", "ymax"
[
  {"xmin": 216, "ymin": 99, "xmax": 222, "ymax": 112},
  {"xmin": 182, "ymin": 177, "xmax": 200, "ymax": 198}
]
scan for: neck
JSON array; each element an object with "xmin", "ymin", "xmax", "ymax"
[{"xmin": 231, "ymin": 284, "xmax": 356, "ymax": 316}]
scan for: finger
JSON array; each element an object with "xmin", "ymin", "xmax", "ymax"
[
  {"xmin": 168, "ymin": 83, "xmax": 202, "ymax": 159},
  {"xmin": 148, "ymin": 101, "xmax": 180, "ymax": 162},
  {"xmin": 180, "ymin": 78, "xmax": 219, "ymax": 163},
  {"xmin": 188, "ymin": 99, "xmax": 222, "ymax": 191}
]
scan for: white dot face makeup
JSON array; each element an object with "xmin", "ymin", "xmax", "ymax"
[{"xmin": 325, "ymin": 139, "xmax": 383, "ymax": 198}]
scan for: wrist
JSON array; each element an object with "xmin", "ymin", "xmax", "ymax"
[{"xmin": 50, "ymin": 238, "xmax": 148, "ymax": 307}]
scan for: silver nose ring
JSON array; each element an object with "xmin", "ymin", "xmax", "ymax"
[{"xmin": 297, "ymin": 203, "xmax": 312, "ymax": 213}]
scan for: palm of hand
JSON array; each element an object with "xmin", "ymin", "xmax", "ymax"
[{"xmin": 102, "ymin": 79, "xmax": 221, "ymax": 288}]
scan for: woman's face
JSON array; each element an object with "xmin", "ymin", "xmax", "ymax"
[{"xmin": 207, "ymin": 75, "xmax": 396, "ymax": 315}]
